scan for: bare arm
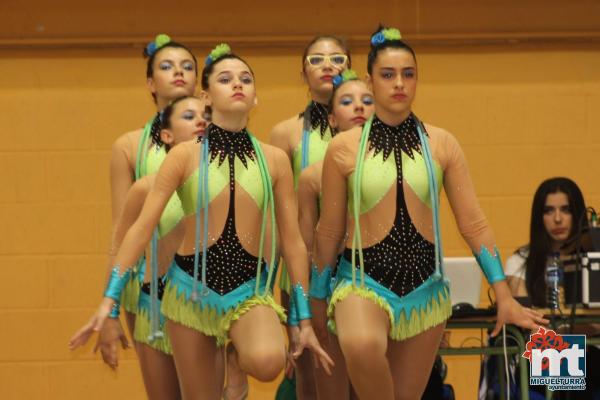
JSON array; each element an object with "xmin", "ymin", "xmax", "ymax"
[
  {"xmin": 442, "ymin": 130, "xmax": 497, "ymax": 255},
  {"xmin": 313, "ymin": 138, "xmax": 348, "ymax": 271},
  {"xmin": 269, "ymin": 145, "xmax": 334, "ymax": 373},
  {"xmin": 110, "ymin": 133, "xmax": 138, "ymax": 227},
  {"xmin": 105, "ymin": 177, "xmax": 151, "ymax": 284},
  {"xmin": 297, "ymin": 163, "xmax": 321, "ymax": 254},
  {"xmin": 69, "ymin": 144, "xmax": 190, "ymax": 350},
  {"xmin": 271, "ymin": 148, "xmax": 310, "ymax": 291},
  {"xmin": 440, "ymin": 129, "xmax": 548, "ymax": 334},
  {"xmin": 269, "ymin": 119, "xmax": 294, "ymax": 162}
]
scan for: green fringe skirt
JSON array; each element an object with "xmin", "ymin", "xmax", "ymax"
[
  {"xmin": 161, "ymin": 263, "xmax": 285, "ymax": 346},
  {"xmin": 134, "ymin": 289, "xmax": 172, "ymax": 354},
  {"xmin": 328, "ymin": 257, "xmax": 451, "ymax": 341}
]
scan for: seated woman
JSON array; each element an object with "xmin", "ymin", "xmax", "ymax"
[
  {"xmin": 504, "ymin": 176, "xmax": 599, "ymax": 399},
  {"xmin": 505, "ymin": 177, "xmax": 588, "ymax": 304}
]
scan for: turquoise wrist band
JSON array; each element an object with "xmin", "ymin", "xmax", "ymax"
[
  {"xmin": 292, "ymin": 283, "xmax": 312, "ymax": 321},
  {"xmin": 104, "ymin": 266, "xmax": 132, "ymax": 302},
  {"xmin": 309, "ymin": 265, "xmax": 332, "ymax": 300},
  {"xmin": 475, "ymin": 245, "xmax": 506, "ymax": 284},
  {"xmin": 287, "ymin": 294, "xmax": 299, "ymax": 327}
]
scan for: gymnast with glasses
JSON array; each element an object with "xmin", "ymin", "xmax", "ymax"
[{"xmin": 269, "ymin": 35, "xmax": 350, "ymax": 399}]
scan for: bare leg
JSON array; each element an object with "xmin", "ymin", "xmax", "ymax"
[
  {"xmin": 137, "ymin": 343, "xmax": 181, "ymax": 400},
  {"xmin": 387, "ymin": 323, "xmax": 446, "ymax": 400},
  {"xmin": 167, "ymin": 320, "xmax": 225, "ymax": 400},
  {"xmin": 229, "ymin": 305, "xmax": 286, "ymax": 382},
  {"xmin": 223, "ymin": 341, "xmax": 249, "ymax": 400},
  {"xmin": 334, "ymin": 294, "xmax": 394, "ymax": 400},
  {"xmin": 313, "ymin": 332, "xmax": 351, "ymax": 400}
]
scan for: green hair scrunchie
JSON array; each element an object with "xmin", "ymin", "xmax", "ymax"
[
  {"xmin": 205, "ymin": 43, "xmax": 232, "ymax": 66},
  {"xmin": 371, "ymin": 27, "xmax": 402, "ymax": 45},
  {"xmin": 332, "ymin": 69, "xmax": 359, "ymax": 88},
  {"xmin": 145, "ymin": 33, "xmax": 172, "ymax": 56},
  {"xmin": 155, "ymin": 34, "xmax": 171, "ymax": 48}
]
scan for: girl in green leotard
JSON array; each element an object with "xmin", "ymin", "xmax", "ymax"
[
  {"xmin": 269, "ymin": 35, "xmax": 350, "ymax": 400},
  {"xmin": 313, "ymin": 26, "xmax": 549, "ymax": 400},
  {"xmin": 97, "ymin": 33, "xmax": 204, "ymax": 398},
  {"xmin": 71, "ymin": 44, "xmax": 333, "ymax": 400},
  {"xmin": 297, "ymin": 70, "xmax": 374, "ymax": 400},
  {"xmin": 107, "ymin": 96, "xmax": 208, "ymax": 399}
]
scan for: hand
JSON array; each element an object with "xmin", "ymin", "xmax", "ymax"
[
  {"xmin": 492, "ymin": 296, "xmax": 549, "ymax": 337},
  {"xmin": 94, "ymin": 317, "xmax": 130, "ymax": 369},
  {"xmin": 68, "ymin": 297, "xmax": 115, "ymax": 350},
  {"xmin": 293, "ymin": 320, "xmax": 334, "ymax": 375},
  {"xmin": 285, "ymin": 325, "xmax": 300, "ymax": 378}
]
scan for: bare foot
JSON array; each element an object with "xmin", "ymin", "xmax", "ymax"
[{"xmin": 223, "ymin": 342, "xmax": 248, "ymax": 400}]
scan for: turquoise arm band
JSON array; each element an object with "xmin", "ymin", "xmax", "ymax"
[
  {"xmin": 475, "ymin": 245, "xmax": 506, "ymax": 284},
  {"xmin": 287, "ymin": 293, "xmax": 299, "ymax": 327},
  {"xmin": 292, "ymin": 283, "xmax": 312, "ymax": 321},
  {"xmin": 309, "ymin": 265, "xmax": 332, "ymax": 300},
  {"xmin": 104, "ymin": 266, "xmax": 132, "ymax": 302},
  {"xmin": 108, "ymin": 302, "xmax": 120, "ymax": 319}
]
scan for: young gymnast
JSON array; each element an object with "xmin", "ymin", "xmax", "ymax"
[
  {"xmin": 312, "ymin": 26, "xmax": 549, "ymax": 400},
  {"xmin": 71, "ymin": 44, "xmax": 333, "ymax": 400},
  {"xmin": 270, "ymin": 34, "xmax": 350, "ymax": 399}
]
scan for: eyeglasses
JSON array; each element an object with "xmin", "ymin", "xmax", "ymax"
[{"xmin": 305, "ymin": 54, "xmax": 348, "ymax": 67}]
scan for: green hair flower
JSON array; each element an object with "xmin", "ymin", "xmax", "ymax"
[
  {"xmin": 155, "ymin": 34, "xmax": 171, "ymax": 48},
  {"xmin": 145, "ymin": 33, "xmax": 172, "ymax": 56},
  {"xmin": 205, "ymin": 43, "xmax": 232, "ymax": 66},
  {"xmin": 382, "ymin": 28, "xmax": 402, "ymax": 41},
  {"xmin": 333, "ymin": 69, "xmax": 359, "ymax": 87},
  {"xmin": 371, "ymin": 28, "xmax": 402, "ymax": 46},
  {"xmin": 341, "ymin": 69, "xmax": 358, "ymax": 81}
]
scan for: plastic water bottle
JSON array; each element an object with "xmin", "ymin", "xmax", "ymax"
[{"xmin": 545, "ymin": 253, "xmax": 563, "ymax": 310}]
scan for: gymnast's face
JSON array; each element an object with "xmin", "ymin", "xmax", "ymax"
[
  {"xmin": 147, "ymin": 47, "xmax": 197, "ymax": 103},
  {"xmin": 543, "ymin": 191, "xmax": 573, "ymax": 245},
  {"xmin": 328, "ymin": 81, "xmax": 374, "ymax": 132},
  {"xmin": 161, "ymin": 98, "xmax": 208, "ymax": 146},
  {"xmin": 205, "ymin": 58, "xmax": 256, "ymax": 115},
  {"xmin": 303, "ymin": 39, "xmax": 348, "ymax": 99},
  {"xmin": 368, "ymin": 48, "xmax": 417, "ymax": 121}
]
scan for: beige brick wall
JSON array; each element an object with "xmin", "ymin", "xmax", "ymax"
[{"xmin": 1, "ymin": 44, "xmax": 599, "ymax": 399}]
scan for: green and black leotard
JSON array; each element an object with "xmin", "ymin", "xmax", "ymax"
[{"xmin": 315, "ymin": 114, "xmax": 504, "ymax": 340}]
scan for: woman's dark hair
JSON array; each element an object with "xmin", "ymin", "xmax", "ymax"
[
  {"xmin": 302, "ymin": 35, "xmax": 352, "ymax": 72},
  {"xmin": 159, "ymin": 95, "xmax": 198, "ymax": 151},
  {"xmin": 200, "ymin": 54, "xmax": 254, "ymax": 90},
  {"xmin": 524, "ymin": 177, "xmax": 587, "ymax": 307},
  {"xmin": 367, "ymin": 25, "xmax": 416, "ymax": 74}
]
